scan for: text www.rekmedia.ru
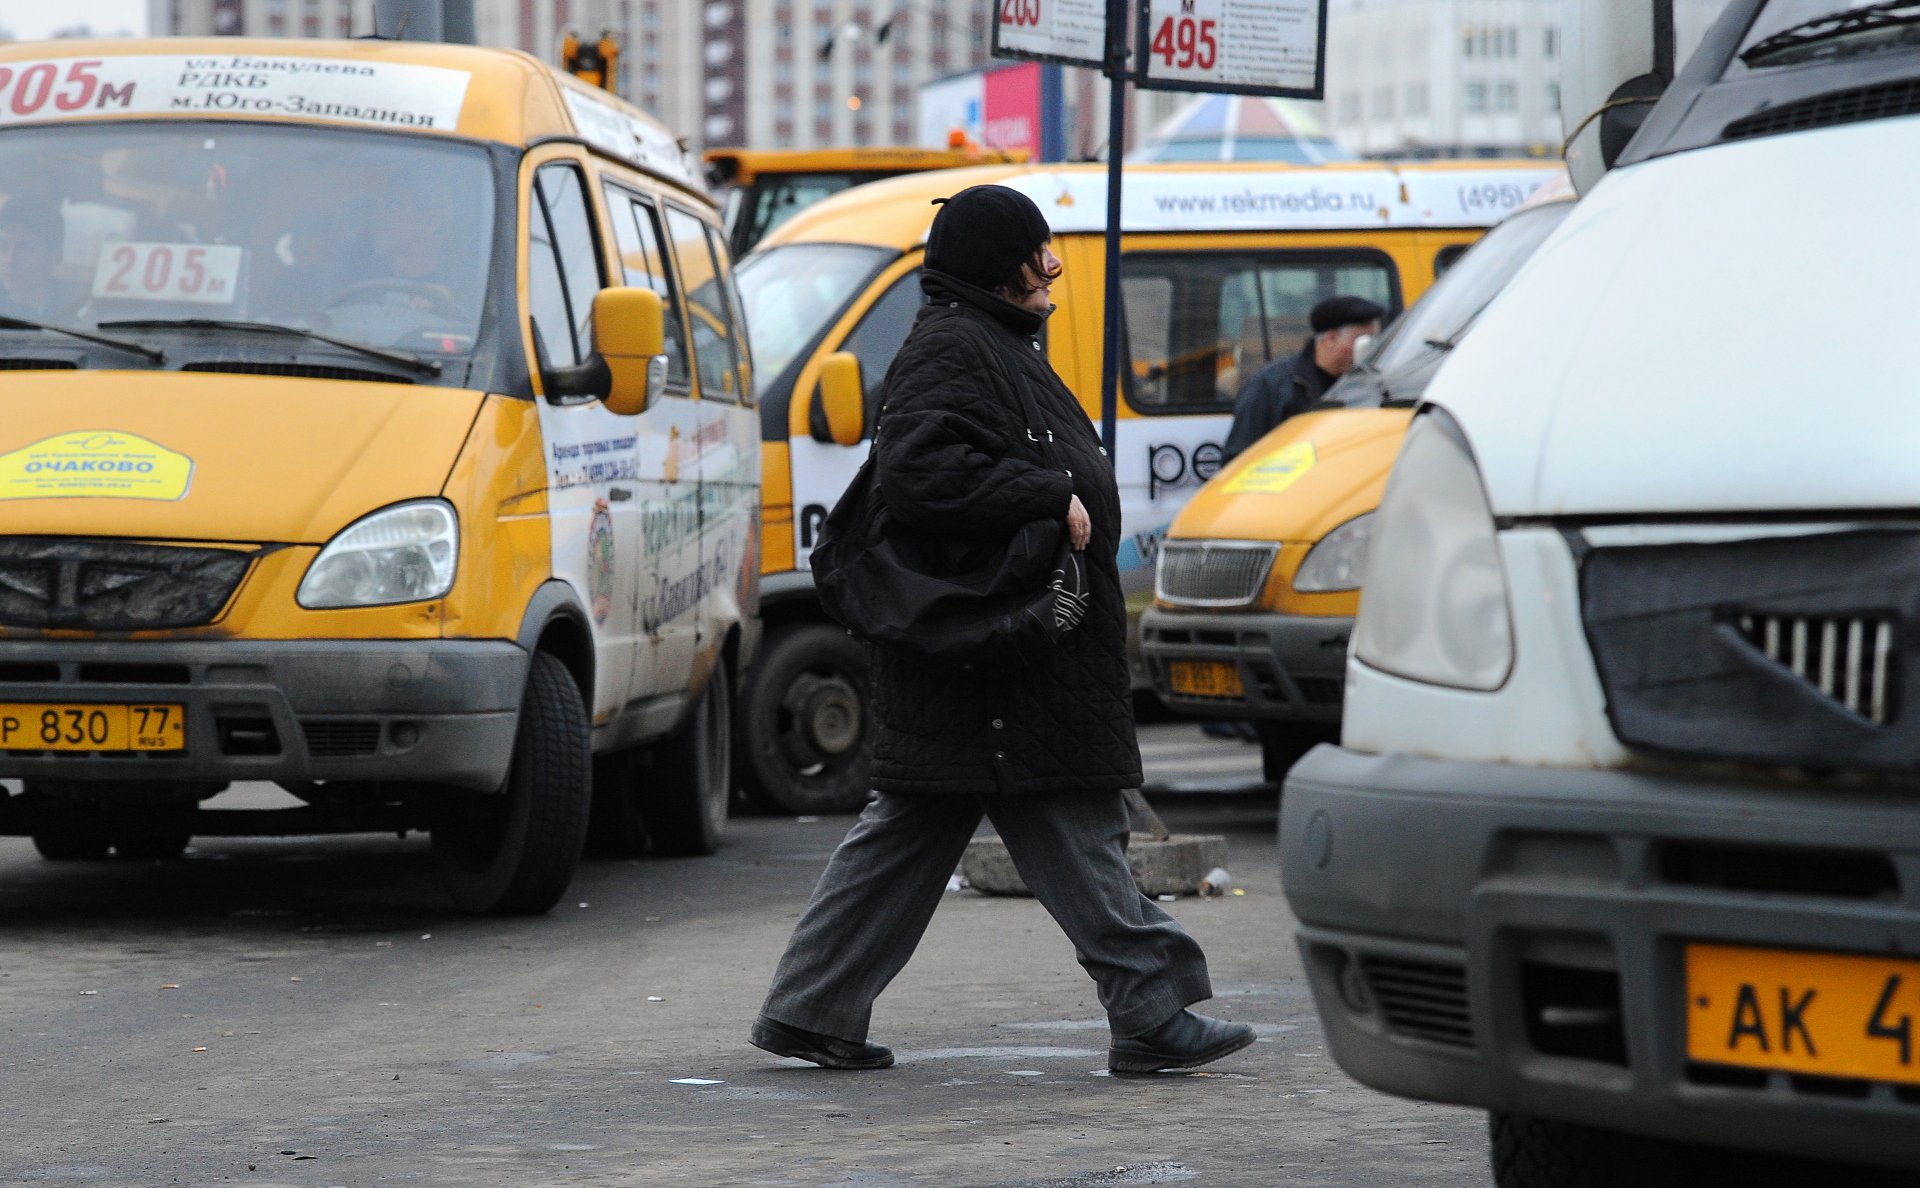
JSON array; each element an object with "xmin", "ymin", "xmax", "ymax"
[{"xmin": 1151, "ymin": 188, "xmax": 1379, "ymax": 216}]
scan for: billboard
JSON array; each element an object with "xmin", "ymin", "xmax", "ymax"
[{"xmin": 917, "ymin": 62, "xmax": 1044, "ymax": 156}]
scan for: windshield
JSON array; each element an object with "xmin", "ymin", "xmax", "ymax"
[
  {"xmin": 1368, "ymin": 202, "xmax": 1573, "ymax": 374},
  {"xmin": 1731, "ymin": 0, "xmax": 1920, "ymax": 68},
  {"xmin": 735, "ymin": 242, "xmax": 889, "ymax": 395},
  {"xmin": 0, "ymin": 121, "xmax": 494, "ymax": 357},
  {"xmin": 735, "ymin": 173, "xmax": 894, "ymax": 255}
]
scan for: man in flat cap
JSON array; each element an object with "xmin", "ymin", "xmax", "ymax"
[{"xmin": 1221, "ymin": 294, "xmax": 1384, "ymax": 461}]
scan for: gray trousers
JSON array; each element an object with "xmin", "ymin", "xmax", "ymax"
[{"xmin": 759, "ymin": 790, "xmax": 1213, "ymax": 1042}]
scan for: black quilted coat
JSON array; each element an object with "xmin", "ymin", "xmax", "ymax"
[{"xmin": 865, "ymin": 270, "xmax": 1143, "ymax": 796}]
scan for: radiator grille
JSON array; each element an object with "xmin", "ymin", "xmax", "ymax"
[
  {"xmin": 1732, "ymin": 614, "xmax": 1894, "ymax": 724},
  {"xmin": 1155, "ymin": 541, "xmax": 1279, "ymax": 608},
  {"xmin": 1361, "ymin": 955, "xmax": 1474, "ymax": 1048},
  {"xmin": 301, "ymin": 720, "xmax": 382, "ymax": 758},
  {"xmin": 0, "ymin": 358, "xmax": 78, "ymax": 370},
  {"xmin": 1724, "ymin": 78, "xmax": 1920, "ymax": 142},
  {"xmin": 0, "ymin": 538, "xmax": 253, "ymax": 631}
]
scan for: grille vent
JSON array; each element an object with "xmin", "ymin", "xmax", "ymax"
[
  {"xmin": 1731, "ymin": 613, "xmax": 1894, "ymax": 724},
  {"xmin": 181, "ymin": 361, "xmax": 412, "ymax": 385},
  {"xmin": 1361, "ymin": 955, "xmax": 1474, "ymax": 1048},
  {"xmin": 0, "ymin": 538, "xmax": 253, "ymax": 631},
  {"xmin": 1724, "ymin": 78, "xmax": 1920, "ymax": 142},
  {"xmin": 301, "ymin": 720, "xmax": 382, "ymax": 758},
  {"xmin": 1155, "ymin": 541, "xmax": 1279, "ymax": 608},
  {"xmin": 0, "ymin": 358, "xmax": 78, "ymax": 370}
]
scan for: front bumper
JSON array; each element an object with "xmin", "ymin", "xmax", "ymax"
[
  {"xmin": 1140, "ymin": 607, "xmax": 1350, "ymax": 721},
  {"xmin": 0, "ymin": 639, "xmax": 527, "ymax": 793},
  {"xmin": 1280, "ymin": 744, "xmax": 1920, "ymax": 1168}
]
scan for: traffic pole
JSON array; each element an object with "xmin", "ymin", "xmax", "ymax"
[{"xmin": 1097, "ymin": 0, "xmax": 1128, "ymax": 464}]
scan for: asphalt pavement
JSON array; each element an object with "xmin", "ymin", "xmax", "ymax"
[{"xmin": 0, "ymin": 724, "xmax": 1489, "ymax": 1187}]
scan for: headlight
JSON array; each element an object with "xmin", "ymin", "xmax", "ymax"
[
  {"xmin": 297, "ymin": 499, "xmax": 459, "ymax": 609},
  {"xmin": 1293, "ymin": 512, "xmax": 1375, "ymax": 593},
  {"xmin": 1352, "ymin": 410, "xmax": 1513, "ymax": 690}
]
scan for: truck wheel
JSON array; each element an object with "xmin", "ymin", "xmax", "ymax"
[
  {"xmin": 26, "ymin": 785, "xmax": 112, "ymax": 860},
  {"xmin": 736, "ymin": 624, "xmax": 871, "ymax": 814},
  {"xmin": 583, "ymin": 748, "xmax": 649, "ymax": 858},
  {"xmin": 1490, "ymin": 1112, "xmax": 1679, "ymax": 1188},
  {"xmin": 644, "ymin": 663, "xmax": 732, "ymax": 856},
  {"xmin": 431, "ymin": 650, "xmax": 592, "ymax": 914}
]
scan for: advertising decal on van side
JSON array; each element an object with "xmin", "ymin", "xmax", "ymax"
[
  {"xmin": 993, "ymin": 167, "xmax": 1565, "ymax": 233},
  {"xmin": 0, "ymin": 55, "xmax": 471, "ymax": 130},
  {"xmin": 562, "ymin": 91, "xmax": 704, "ymax": 192}
]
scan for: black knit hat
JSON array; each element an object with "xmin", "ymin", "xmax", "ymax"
[
  {"xmin": 1309, "ymin": 295, "xmax": 1387, "ymax": 334},
  {"xmin": 924, "ymin": 185, "xmax": 1052, "ymax": 293}
]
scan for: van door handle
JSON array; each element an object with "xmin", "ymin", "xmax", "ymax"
[{"xmin": 608, "ymin": 487, "xmax": 634, "ymax": 502}]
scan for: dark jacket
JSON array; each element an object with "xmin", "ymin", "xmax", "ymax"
[
  {"xmin": 1222, "ymin": 342, "xmax": 1334, "ymax": 461},
  {"xmin": 863, "ymin": 270, "xmax": 1142, "ymax": 797}
]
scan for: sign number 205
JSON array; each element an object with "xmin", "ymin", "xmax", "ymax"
[
  {"xmin": 1000, "ymin": 0, "xmax": 1042, "ymax": 26},
  {"xmin": 89, "ymin": 241, "xmax": 243, "ymax": 305},
  {"xmin": 1151, "ymin": 15, "xmax": 1218, "ymax": 69}
]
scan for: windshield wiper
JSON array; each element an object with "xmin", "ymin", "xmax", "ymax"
[
  {"xmin": 97, "ymin": 319, "xmax": 441, "ymax": 377},
  {"xmin": 0, "ymin": 315, "xmax": 165, "ymax": 363},
  {"xmin": 1742, "ymin": 0, "xmax": 1920, "ymax": 63}
]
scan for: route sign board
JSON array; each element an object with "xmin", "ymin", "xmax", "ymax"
[
  {"xmin": 989, "ymin": 0, "xmax": 1111, "ymax": 71},
  {"xmin": 1134, "ymin": 0, "xmax": 1328, "ymax": 99}
]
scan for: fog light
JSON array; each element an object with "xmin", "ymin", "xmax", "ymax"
[
  {"xmin": 389, "ymin": 721, "xmax": 420, "ymax": 749},
  {"xmin": 1339, "ymin": 954, "xmax": 1373, "ymax": 1013}
]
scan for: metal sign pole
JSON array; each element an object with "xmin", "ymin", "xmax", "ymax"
[{"xmin": 1097, "ymin": 0, "xmax": 1128, "ymax": 464}]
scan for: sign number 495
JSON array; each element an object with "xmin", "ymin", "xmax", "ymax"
[{"xmin": 1152, "ymin": 16, "xmax": 1218, "ymax": 70}]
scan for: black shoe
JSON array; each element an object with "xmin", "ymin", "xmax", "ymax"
[
  {"xmin": 750, "ymin": 1014, "xmax": 895, "ymax": 1070},
  {"xmin": 1109, "ymin": 1009, "xmax": 1256, "ymax": 1074}
]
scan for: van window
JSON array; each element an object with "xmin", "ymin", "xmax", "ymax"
[
  {"xmin": 1434, "ymin": 243, "xmax": 1471, "ymax": 278},
  {"xmin": 810, "ymin": 266, "xmax": 924, "ymax": 441},
  {"xmin": 702, "ymin": 222, "xmax": 755, "ymax": 404},
  {"xmin": 529, "ymin": 162, "xmax": 605, "ymax": 367},
  {"xmin": 603, "ymin": 184, "xmax": 691, "ymax": 389},
  {"xmin": 664, "ymin": 206, "xmax": 739, "ymax": 402},
  {"xmin": 1121, "ymin": 251, "xmax": 1398, "ymax": 412}
]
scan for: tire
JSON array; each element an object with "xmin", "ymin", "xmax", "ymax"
[
  {"xmin": 1489, "ymin": 1112, "xmax": 1680, "ymax": 1188},
  {"xmin": 26, "ymin": 784, "xmax": 112, "ymax": 860},
  {"xmin": 114, "ymin": 829, "xmax": 191, "ymax": 861},
  {"xmin": 644, "ymin": 662, "xmax": 733, "ymax": 856},
  {"xmin": 736, "ymin": 623, "xmax": 871, "ymax": 815},
  {"xmin": 583, "ymin": 747, "xmax": 649, "ymax": 858},
  {"xmin": 431, "ymin": 650, "xmax": 592, "ymax": 914},
  {"xmin": 1256, "ymin": 721, "xmax": 1336, "ymax": 785}
]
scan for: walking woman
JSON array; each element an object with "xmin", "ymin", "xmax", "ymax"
[{"xmin": 750, "ymin": 185, "xmax": 1254, "ymax": 1075}]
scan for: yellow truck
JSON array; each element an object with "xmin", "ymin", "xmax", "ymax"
[
  {"xmin": 704, "ymin": 144, "xmax": 1028, "ymax": 259},
  {"xmin": 730, "ymin": 158, "xmax": 1562, "ymax": 812},
  {"xmin": 0, "ymin": 39, "xmax": 760, "ymax": 912},
  {"xmin": 1139, "ymin": 174, "xmax": 1573, "ymax": 781}
]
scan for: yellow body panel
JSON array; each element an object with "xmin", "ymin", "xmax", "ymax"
[
  {"xmin": 438, "ymin": 396, "xmax": 552, "ymax": 642},
  {"xmin": 705, "ymin": 145, "xmax": 1026, "ymax": 186},
  {"xmin": 0, "ymin": 371, "xmax": 483, "ymax": 544}
]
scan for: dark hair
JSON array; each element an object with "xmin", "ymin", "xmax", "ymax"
[{"xmin": 996, "ymin": 243, "xmax": 1060, "ymax": 301}]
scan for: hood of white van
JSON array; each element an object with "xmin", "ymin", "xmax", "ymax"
[{"xmin": 1423, "ymin": 116, "xmax": 1920, "ymax": 518}]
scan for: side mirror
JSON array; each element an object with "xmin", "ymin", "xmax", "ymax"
[
  {"xmin": 593, "ymin": 287, "xmax": 669, "ymax": 416},
  {"xmin": 817, "ymin": 351, "xmax": 865, "ymax": 446}
]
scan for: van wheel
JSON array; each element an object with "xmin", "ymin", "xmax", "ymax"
[
  {"xmin": 1490, "ymin": 1112, "xmax": 1679, "ymax": 1188},
  {"xmin": 736, "ymin": 624, "xmax": 871, "ymax": 814},
  {"xmin": 431, "ymin": 650, "xmax": 592, "ymax": 914},
  {"xmin": 26, "ymin": 785, "xmax": 112, "ymax": 860},
  {"xmin": 583, "ymin": 748, "xmax": 649, "ymax": 858},
  {"xmin": 644, "ymin": 663, "xmax": 732, "ymax": 856},
  {"xmin": 1256, "ymin": 722, "xmax": 1336, "ymax": 785}
]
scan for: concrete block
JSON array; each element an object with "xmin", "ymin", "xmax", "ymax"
[{"xmin": 961, "ymin": 833, "xmax": 1229, "ymax": 898}]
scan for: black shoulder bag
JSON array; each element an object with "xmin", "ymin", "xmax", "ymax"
[{"xmin": 809, "ymin": 376, "xmax": 1090, "ymax": 673}]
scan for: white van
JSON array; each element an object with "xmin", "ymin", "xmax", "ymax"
[{"xmin": 1280, "ymin": 0, "xmax": 1920, "ymax": 1177}]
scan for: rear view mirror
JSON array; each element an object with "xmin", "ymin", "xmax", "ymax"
[
  {"xmin": 817, "ymin": 352, "xmax": 865, "ymax": 446},
  {"xmin": 594, "ymin": 287, "xmax": 669, "ymax": 416}
]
